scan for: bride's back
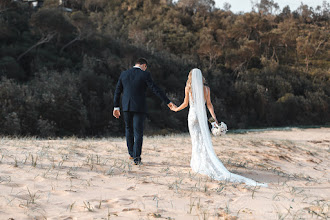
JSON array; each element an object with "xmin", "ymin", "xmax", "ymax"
[{"xmin": 187, "ymin": 85, "xmax": 209, "ymax": 105}]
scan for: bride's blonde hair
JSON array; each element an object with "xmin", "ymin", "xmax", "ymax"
[{"xmin": 186, "ymin": 69, "xmax": 207, "ymax": 93}]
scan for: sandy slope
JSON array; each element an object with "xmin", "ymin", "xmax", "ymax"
[{"xmin": 0, "ymin": 128, "xmax": 329, "ymax": 219}]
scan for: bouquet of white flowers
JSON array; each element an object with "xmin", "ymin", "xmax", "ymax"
[{"xmin": 208, "ymin": 118, "xmax": 228, "ymax": 136}]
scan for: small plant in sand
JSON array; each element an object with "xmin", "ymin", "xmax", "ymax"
[
  {"xmin": 305, "ymin": 199, "xmax": 329, "ymax": 219},
  {"xmin": 201, "ymin": 209, "xmax": 210, "ymax": 220},
  {"xmin": 225, "ymin": 201, "xmax": 231, "ymax": 215},
  {"xmin": 30, "ymin": 154, "xmax": 38, "ymax": 167},
  {"xmin": 251, "ymin": 185, "xmax": 261, "ymax": 199},
  {"xmin": 85, "ymin": 154, "xmax": 95, "ymax": 166},
  {"xmin": 188, "ymin": 197, "xmax": 197, "ymax": 214},
  {"xmin": 153, "ymin": 196, "xmax": 159, "ymax": 208},
  {"xmin": 215, "ymin": 182, "xmax": 227, "ymax": 194},
  {"xmin": 0, "ymin": 175, "xmax": 11, "ymax": 184},
  {"xmin": 107, "ymin": 207, "xmax": 111, "ymax": 220},
  {"xmin": 26, "ymin": 187, "xmax": 39, "ymax": 205},
  {"xmin": 106, "ymin": 166, "xmax": 115, "ymax": 176},
  {"xmin": 42, "ymin": 167, "xmax": 52, "ymax": 178},
  {"xmin": 13, "ymin": 157, "xmax": 18, "ymax": 167},
  {"xmin": 55, "ymin": 171, "xmax": 60, "ymax": 180},
  {"xmin": 194, "ymin": 200, "xmax": 210, "ymax": 220},
  {"xmin": 58, "ymin": 155, "xmax": 68, "ymax": 168},
  {"xmin": 96, "ymin": 154, "xmax": 101, "ymax": 165},
  {"xmin": 83, "ymin": 201, "xmax": 94, "ymax": 212},
  {"xmin": 5, "ymin": 194, "xmax": 16, "ymax": 205},
  {"xmin": 168, "ymin": 178, "xmax": 183, "ymax": 194},
  {"xmin": 272, "ymin": 192, "xmax": 288, "ymax": 201},
  {"xmin": 149, "ymin": 213, "xmax": 162, "ymax": 218},
  {"xmin": 274, "ymin": 205, "xmax": 292, "ymax": 220},
  {"xmin": 106, "ymin": 207, "xmax": 119, "ymax": 219},
  {"xmin": 49, "ymin": 157, "xmax": 56, "ymax": 168},
  {"xmin": 97, "ymin": 199, "xmax": 102, "ymax": 209},
  {"xmin": 160, "ymin": 166, "xmax": 170, "ymax": 174},
  {"xmin": 203, "ymin": 183, "xmax": 211, "ymax": 195},
  {"xmin": 111, "ymin": 159, "xmax": 133, "ymax": 173},
  {"xmin": 0, "ymin": 154, "xmax": 4, "ymax": 163},
  {"xmin": 288, "ymin": 186, "xmax": 305, "ymax": 197},
  {"xmin": 68, "ymin": 201, "xmax": 75, "ymax": 212}
]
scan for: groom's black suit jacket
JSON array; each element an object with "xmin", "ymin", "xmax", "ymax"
[{"xmin": 113, "ymin": 67, "xmax": 170, "ymax": 113}]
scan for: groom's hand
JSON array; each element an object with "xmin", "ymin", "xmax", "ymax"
[{"xmin": 113, "ymin": 109, "xmax": 120, "ymax": 118}]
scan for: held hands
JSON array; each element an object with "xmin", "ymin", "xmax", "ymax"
[
  {"xmin": 114, "ymin": 103, "xmax": 177, "ymax": 118},
  {"xmin": 167, "ymin": 102, "xmax": 178, "ymax": 111}
]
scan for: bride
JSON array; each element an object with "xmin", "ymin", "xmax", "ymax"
[{"xmin": 173, "ymin": 68, "xmax": 267, "ymax": 187}]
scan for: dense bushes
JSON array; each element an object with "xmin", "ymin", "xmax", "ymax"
[{"xmin": 0, "ymin": 70, "xmax": 88, "ymax": 136}]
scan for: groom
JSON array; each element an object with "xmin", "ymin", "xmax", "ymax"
[{"xmin": 113, "ymin": 58, "xmax": 176, "ymax": 165}]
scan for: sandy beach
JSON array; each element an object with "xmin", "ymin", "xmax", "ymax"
[{"xmin": 0, "ymin": 127, "xmax": 329, "ymax": 219}]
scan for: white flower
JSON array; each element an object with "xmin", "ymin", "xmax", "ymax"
[{"xmin": 211, "ymin": 122, "xmax": 228, "ymax": 136}]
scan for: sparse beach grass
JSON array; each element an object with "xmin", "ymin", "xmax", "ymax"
[{"xmin": 0, "ymin": 128, "xmax": 329, "ymax": 219}]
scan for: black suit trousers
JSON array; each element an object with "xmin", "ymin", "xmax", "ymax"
[{"xmin": 123, "ymin": 111, "xmax": 146, "ymax": 161}]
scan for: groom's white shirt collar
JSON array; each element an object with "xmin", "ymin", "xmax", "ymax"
[{"xmin": 114, "ymin": 66, "xmax": 142, "ymax": 111}]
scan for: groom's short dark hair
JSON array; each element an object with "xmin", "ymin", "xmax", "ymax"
[{"xmin": 135, "ymin": 58, "xmax": 148, "ymax": 66}]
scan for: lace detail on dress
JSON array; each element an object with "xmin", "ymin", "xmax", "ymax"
[{"xmin": 188, "ymin": 94, "xmax": 267, "ymax": 187}]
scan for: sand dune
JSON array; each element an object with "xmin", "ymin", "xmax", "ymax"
[{"xmin": 0, "ymin": 128, "xmax": 329, "ymax": 219}]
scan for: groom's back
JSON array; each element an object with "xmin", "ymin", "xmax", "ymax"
[
  {"xmin": 121, "ymin": 68, "xmax": 147, "ymax": 94},
  {"xmin": 120, "ymin": 68, "xmax": 148, "ymax": 112}
]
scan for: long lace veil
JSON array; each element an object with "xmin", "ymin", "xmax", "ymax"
[
  {"xmin": 191, "ymin": 69, "xmax": 229, "ymax": 173},
  {"xmin": 191, "ymin": 69, "xmax": 214, "ymax": 154},
  {"xmin": 191, "ymin": 68, "xmax": 267, "ymax": 187}
]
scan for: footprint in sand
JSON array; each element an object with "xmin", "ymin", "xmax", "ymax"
[{"xmin": 112, "ymin": 198, "xmax": 135, "ymax": 206}]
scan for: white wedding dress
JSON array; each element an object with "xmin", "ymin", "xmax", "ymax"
[{"xmin": 188, "ymin": 69, "xmax": 267, "ymax": 187}]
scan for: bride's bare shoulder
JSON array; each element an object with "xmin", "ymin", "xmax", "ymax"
[{"xmin": 204, "ymin": 85, "xmax": 210, "ymax": 93}]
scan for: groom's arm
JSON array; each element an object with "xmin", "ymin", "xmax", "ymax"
[
  {"xmin": 113, "ymin": 76, "xmax": 123, "ymax": 118},
  {"xmin": 145, "ymin": 71, "xmax": 171, "ymax": 105}
]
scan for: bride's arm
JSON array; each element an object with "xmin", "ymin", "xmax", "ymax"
[
  {"xmin": 205, "ymin": 87, "xmax": 219, "ymax": 124},
  {"xmin": 173, "ymin": 87, "xmax": 189, "ymax": 112}
]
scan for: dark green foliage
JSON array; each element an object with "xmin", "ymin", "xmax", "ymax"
[
  {"xmin": 0, "ymin": 56, "xmax": 26, "ymax": 80},
  {"xmin": 29, "ymin": 70, "xmax": 89, "ymax": 136},
  {"xmin": 0, "ymin": 0, "xmax": 329, "ymax": 137}
]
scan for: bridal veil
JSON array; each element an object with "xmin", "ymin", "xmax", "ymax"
[{"xmin": 190, "ymin": 68, "xmax": 267, "ymax": 187}]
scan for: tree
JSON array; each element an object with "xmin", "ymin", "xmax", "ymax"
[
  {"xmin": 60, "ymin": 11, "xmax": 95, "ymax": 53},
  {"xmin": 17, "ymin": 8, "xmax": 74, "ymax": 61},
  {"xmin": 296, "ymin": 3, "xmax": 315, "ymax": 23},
  {"xmin": 177, "ymin": 0, "xmax": 215, "ymax": 12},
  {"xmin": 197, "ymin": 28, "xmax": 224, "ymax": 69},
  {"xmin": 296, "ymin": 29, "xmax": 328, "ymax": 71},
  {"xmin": 260, "ymin": 28, "xmax": 282, "ymax": 62},
  {"xmin": 223, "ymin": 2, "xmax": 231, "ymax": 11},
  {"xmin": 0, "ymin": 0, "xmax": 11, "ymax": 13},
  {"xmin": 254, "ymin": 0, "xmax": 279, "ymax": 15},
  {"xmin": 276, "ymin": 18, "xmax": 298, "ymax": 63},
  {"xmin": 225, "ymin": 39, "xmax": 259, "ymax": 71},
  {"xmin": 197, "ymin": 40, "xmax": 222, "ymax": 69},
  {"xmin": 84, "ymin": 0, "xmax": 108, "ymax": 12}
]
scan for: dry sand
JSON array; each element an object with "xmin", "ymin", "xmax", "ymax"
[{"xmin": 0, "ymin": 128, "xmax": 329, "ymax": 219}]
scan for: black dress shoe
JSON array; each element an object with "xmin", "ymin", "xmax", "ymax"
[
  {"xmin": 134, "ymin": 161, "xmax": 143, "ymax": 165},
  {"xmin": 133, "ymin": 157, "xmax": 142, "ymax": 165}
]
